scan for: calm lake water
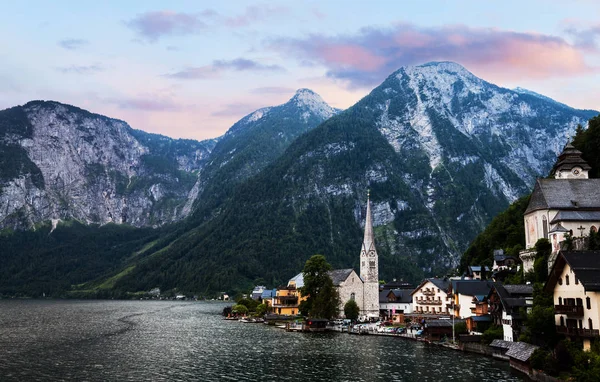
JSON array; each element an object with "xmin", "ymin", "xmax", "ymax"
[{"xmin": 0, "ymin": 300, "xmax": 526, "ymax": 381}]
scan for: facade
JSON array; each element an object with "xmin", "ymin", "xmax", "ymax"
[
  {"xmin": 358, "ymin": 193, "xmax": 381, "ymax": 318},
  {"xmin": 489, "ymin": 284, "xmax": 533, "ymax": 342},
  {"xmin": 545, "ymin": 251, "xmax": 600, "ymax": 351},
  {"xmin": 450, "ymin": 279, "xmax": 492, "ymax": 319},
  {"xmin": 520, "ymin": 143, "xmax": 600, "ymax": 272},
  {"xmin": 380, "ymin": 288, "xmax": 413, "ymax": 318},
  {"xmin": 467, "ymin": 266, "xmax": 490, "ymax": 280},
  {"xmin": 330, "ymin": 268, "xmax": 364, "ymax": 315},
  {"xmin": 411, "ymin": 278, "xmax": 451, "ymax": 315}
]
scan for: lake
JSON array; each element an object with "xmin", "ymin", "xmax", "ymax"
[{"xmin": 0, "ymin": 300, "xmax": 526, "ymax": 381}]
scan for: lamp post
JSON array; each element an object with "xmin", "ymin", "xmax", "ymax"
[{"xmin": 452, "ymin": 302, "xmax": 455, "ymax": 345}]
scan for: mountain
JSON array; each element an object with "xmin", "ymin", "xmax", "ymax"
[
  {"xmin": 1, "ymin": 62, "xmax": 598, "ymax": 297},
  {"xmin": 108, "ymin": 62, "xmax": 598, "ymax": 294},
  {"xmin": 0, "ymin": 90, "xmax": 337, "ymax": 230},
  {"xmin": 0, "ymin": 101, "xmax": 217, "ymax": 229},
  {"xmin": 186, "ymin": 88, "xmax": 340, "ymax": 220}
]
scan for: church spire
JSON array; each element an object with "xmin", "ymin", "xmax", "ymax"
[{"xmin": 363, "ymin": 190, "xmax": 375, "ymax": 253}]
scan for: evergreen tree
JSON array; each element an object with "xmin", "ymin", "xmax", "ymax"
[{"xmin": 344, "ymin": 299, "xmax": 360, "ymax": 320}]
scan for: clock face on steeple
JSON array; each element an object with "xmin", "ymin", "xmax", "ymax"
[
  {"xmin": 368, "ymin": 250, "xmax": 375, "ymax": 257},
  {"xmin": 572, "ymin": 168, "xmax": 581, "ymax": 176}
]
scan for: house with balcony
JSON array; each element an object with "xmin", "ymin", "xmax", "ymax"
[
  {"xmin": 545, "ymin": 250, "xmax": 600, "ymax": 351},
  {"xmin": 411, "ymin": 278, "xmax": 451, "ymax": 315},
  {"xmin": 450, "ymin": 279, "xmax": 493, "ymax": 322},
  {"xmin": 489, "ymin": 283, "xmax": 533, "ymax": 341},
  {"xmin": 380, "ymin": 287, "xmax": 413, "ymax": 322},
  {"xmin": 520, "ymin": 143, "xmax": 600, "ymax": 273}
]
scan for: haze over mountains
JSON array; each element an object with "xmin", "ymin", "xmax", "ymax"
[{"xmin": 0, "ymin": 62, "xmax": 597, "ymax": 296}]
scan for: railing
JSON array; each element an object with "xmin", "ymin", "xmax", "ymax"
[
  {"xmin": 416, "ymin": 299, "xmax": 442, "ymax": 305},
  {"xmin": 556, "ymin": 326, "xmax": 599, "ymax": 337},
  {"xmin": 555, "ymin": 305, "xmax": 584, "ymax": 316},
  {"xmin": 422, "ymin": 289, "xmax": 435, "ymax": 296}
]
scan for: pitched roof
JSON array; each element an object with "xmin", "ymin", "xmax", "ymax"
[
  {"xmin": 552, "ymin": 143, "xmax": 592, "ymax": 173},
  {"xmin": 525, "ymin": 179, "xmax": 600, "ymax": 214},
  {"xmin": 546, "ymin": 251, "xmax": 600, "ymax": 293},
  {"xmin": 410, "ymin": 278, "xmax": 450, "ymax": 295},
  {"xmin": 490, "ymin": 339, "xmax": 512, "ymax": 349},
  {"xmin": 328, "ymin": 269, "xmax": 355, "ymax": 286},
  {"xmin": 550, "ymin": 210, "xmax": 600, "ymax": 224},
  {"xmin": 506, "ymin": 342, "xmax": 538, "ymax": 362},
  {"xmin": 379, "ymin": 288, "xmax": 413, "ymax": 303},
  {"xmin": 452, "ymin": 280, "xmax": 493, "ymax": 296},
  {"xmin": 548, "ymin": 223, "xmax": 569, "ymax": 233},
  {"xmin": 503, "ymin": 284, "xmax": 534, "ymax": 296}
]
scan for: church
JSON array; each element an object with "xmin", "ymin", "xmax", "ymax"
[
  {"xmin": 520, "ymin": 142, "xmax": 600, "ymax": 272},
  {"xmin": 281, "ymin": 193, "xmax": 381, "ymax": 318},
  {"xmin": 331, "ymin": 192, "xmax": 381, "ymax": 318}
]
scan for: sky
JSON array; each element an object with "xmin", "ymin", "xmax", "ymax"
[{"xmin": 1, "ymin": 0, "xmax": 599, "ymax": 141}]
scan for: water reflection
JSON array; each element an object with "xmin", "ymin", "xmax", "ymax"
[{"xmin": 0, "ymin": 300, "xmax": 525, "ymax": 381}]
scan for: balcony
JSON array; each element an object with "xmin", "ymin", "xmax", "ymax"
[
  {"xmin": 556, "ymin": 326, "xmax": 600, "ymax": 338},
  {"xmin": 555, "ymin": 305, "xmax": 584, "ymax": 316},
  {"xmin": 422, "ymin": 289, "xmax": 435, "ymax": 296},
  {"xmin": 417, "ymin": 299, "xmax": 442, "ymax": 305}
]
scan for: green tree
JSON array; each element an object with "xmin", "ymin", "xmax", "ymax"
[
  {"xmin": 232, "ymin": 304, "xmax": 248, "ymax": 315},
  {"xmin": 520, "ymin": 283, "xmax": 557, "ymax": 347},
  {"xmin": 344, "ymin": 299, "xmax": 360, "ymax": 320},
  {"xmin": 300, "ymin": 254, "xmax": 340, "ymax": 319},
  {"xmin": 454, "ymin": 322, "xmax": 467, "ymax": 335},
  {"xmin": 255, "ymin": 303, "xmax": 269, "ymax": 316},
  {"xmin": 533, "ymin": 238, "xmax": 551, "ymax": 283},
  {"xmin": 481, "ymin": 325, "xmax": 503, "ymax": 344}
]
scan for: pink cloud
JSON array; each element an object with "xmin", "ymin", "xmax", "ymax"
[{"xmin": 272, "ymin": 24, "xmax": 596, "ymax": 88}]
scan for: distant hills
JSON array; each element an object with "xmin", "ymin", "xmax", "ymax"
[{"xmin": 0, "ymin": 61, "xmax": 597, "ymax": 297}]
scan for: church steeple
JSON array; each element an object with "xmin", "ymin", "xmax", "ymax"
[
  {"xmin": 552, "ymin": 141, "xmax": 591, "ymax": 179},
  {"xmin": 359, "ymin": 191, "xmax": 380, "ymax": 317},
  {"xmin": 359, "ymin": 191, "xmax": 379, "ymax": 284}
]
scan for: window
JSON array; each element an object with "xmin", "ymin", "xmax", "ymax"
[
  {"xmin": 575, "ymin": 277, "xmax": 579, "ymax": 285},
  {"xmin": 592, "ymin": 226, "xmax": 598, "ymax": 233},
  {"xmin": 560, "ymin": 316, "xmax": 564, "ymax": 326},
  {"xmin": 559, "ymin": 297, "xmax": 562, "ymax": 305},
  {"xmin": 558, "ymin": 277, "xmax": 562, "ymax": 285},
  {"xmin": 566, "ymin": 276, "xmax": 570, "ymax": 285},
  {"xmin": 542, "ymin": 215, "xmax": 548, "ymax": 239},
  {"xmin": 350, "ymin": 293, "xmax": 355, "ymax": 301},
  {"xmin": 587, "ymin": 297, "xmax": 591, "ymax": 310},
  {"xmin": 590, "ymin": 319, "xmax": 593, "ymax": 330}
]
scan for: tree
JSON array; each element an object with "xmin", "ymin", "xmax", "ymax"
[
  {"xmin": 533, "ymin": 238, "xmax": 551, "ymax": 283},
  {"xmin": 300, "ymin": 254, "xmax": 340, "ymax": 319},
  {"xmin": 520, "ymin": 284, "xmax": 557, "ymax": 347},
  {"xmin": 232, "ymin": 304, "xmax": 248, "ymax": 316},
  {"xmin": 255, "ymin": 303, "xmax": 269, "ymax": 316},
  {"xmin": 344, "ymin": 299, "xmax": 360, "ymax": 320}
]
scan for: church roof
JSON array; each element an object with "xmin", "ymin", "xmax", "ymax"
[
  {"xmin": 552, "ymin": 142, "xmax": 592, "ymax": 174},
  {"xmin": 328, "ymin": 269, "xmax": 356, "ymax": 286},
  {"xmin": 546, "ymin": 251, "xmax": 600, "ymax": 293},
  {"xmin": 525, "ymin": 178, "xmax": 600, "ymax": 214},
  {"xmin": 550, "ymin": 210, "xmax": 600, "ymax": 224},
  {"xmin": 548, "ymin": 223, "xmax": 570, "ymax": 233}
]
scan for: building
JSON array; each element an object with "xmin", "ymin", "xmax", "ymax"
[
  {"xmin": 506, "ymin": 342, "xmax": 539, "ymax": 376},
  {"xmin": 520, "ymin": 143, "xmax": 600, "ymax": 272},
  {"xmin": 329, "ymin": 268, "xmax": 364, "ymax": 315},
  {"xmin": 545, "ymin": 250, "xmax": 600, "ymax": 351},
  {"xmin": 467, "ymin": 266, "xmax": 490, "ymax": 280},
  {"xmin": 251, "ymin": 285, "xmax": 267, "ymax": 300},
  {"xmin": 357, "ymin": 192, "xmax": 381, "ymax": 318},
  {"xmin": 379, "ymin": 288, "xmax": 413, "ymax": 322},
  {"xmin": 492, "ymin": 250, "xmax": 517, "ymax": 271},
  {"xmin": 411, "ymin": 278, "xmax": 451, "ymax": 315},
  {"xmin": 489, "ymin": 283, "xmax": 533, "ymax": 341},
  {"xmin": 450, "ymin": 279, "xmax": 493, "ymax": 319}
]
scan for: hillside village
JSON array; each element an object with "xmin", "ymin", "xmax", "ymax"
[{"xmin": 238, "ymin": 142, "xmax": 600, "ymax": 380}]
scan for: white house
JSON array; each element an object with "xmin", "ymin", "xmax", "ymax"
[
  {"xmin": 411, "ymin": 278, "xmax": 451, "ymax": 315},
  {"xmin": 545, "ymin": 250, "xmax": 600, "ymax": 351}
]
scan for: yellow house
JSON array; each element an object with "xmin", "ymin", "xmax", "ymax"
[
  {"xmin": 546, "ymin": 250, "xmax": 600, "ymax": 351},
  {"xmin": 273, "ymin": 273, "xmax": 306, "ymax": 316}
]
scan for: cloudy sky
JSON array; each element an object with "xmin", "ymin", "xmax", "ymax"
[{"xmin": 2, "ymin": 0, "xmax": 599, "ymax": 140}]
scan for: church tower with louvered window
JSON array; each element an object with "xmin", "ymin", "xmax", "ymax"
[{"xmin": 359, "ymin": 192, "xmax": 380, "ymax": 317}]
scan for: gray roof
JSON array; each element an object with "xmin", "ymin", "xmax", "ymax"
[
  {"xmin": 379, "ymin": 288, "xmax": 413, "ymax": 303},
  {"xmin": 503, "ymin": 284, "xmax": 533, "ymax": 295},
  {"xmin": 468, "ymin": 266, "xmax": 490, "ymax": 272},
  {"xmin": 548, "ymin": 223, "xmax": 569, "ymax": 233},
  {"xmin": 552, "ymin": 143, "xmax": 592, "ymax": 173},
  {"xmin": 550, "ymin": 210, "xmax": 600, "ymax": 224},
  {"xmin": 490, "ymin": 339, "xmax": 512, "ymax": 349},
  {"xmin": 328, "ymin": 269, "xmax": 355, "ymax": 286},
  {"xmin": 525, "ymin": 179, "xmax": 600, "ymax": 214},
  {"xmin": 560, "ymin": 251, "xmax": 600, "ymax": 291},
  {"xmin": 425, "ymin": 319, "xmax": 465, "ymax": 327},
  {"xmin": 506, "ymin": 342, "xmax": 538, "ymax": 362},
  {"xmin": 452, "ymin": 280, "xmax": 493, "ymax": 297},
  {"xmin": 428, "ymin": 278, "xmax": 450, "ymax": 291}
]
